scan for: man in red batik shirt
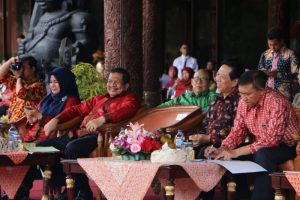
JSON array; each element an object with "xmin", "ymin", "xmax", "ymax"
[
  {"xmin": 44, "ymin": 67, "xmax": 141, "ymax": 200},
  {"xmin": 208, "ymin": 70, "xmax": 300, "ymax": 200}
]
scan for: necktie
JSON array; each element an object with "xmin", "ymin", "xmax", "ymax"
[{"xmin": 183, "ymin": 57, "xmax": 187, "ymax": 67}]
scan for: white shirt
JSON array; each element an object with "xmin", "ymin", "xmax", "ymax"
[{"xmin": 173, "ymin": 55, "xmax": 198, "ymax": 79}]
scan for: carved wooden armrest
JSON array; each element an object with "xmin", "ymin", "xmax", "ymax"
[{"xmin": 57, "ymin": 116, "xmax": 83, "ymax": 131}]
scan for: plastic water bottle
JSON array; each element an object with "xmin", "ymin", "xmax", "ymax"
[
  {"xmin": 185, "ymin": 140, "xmax": 195, "ymax": 160},
  {"xmin": 8, "ymin": 124, "xmax": 20, "ymax": 152},
  {"xmin": 174, "ymin": 130, "xmax": 185, "ymax": 149},
  {"xmin": 119, "ymin": 127, "xmax": 126, "ymax": 135}
]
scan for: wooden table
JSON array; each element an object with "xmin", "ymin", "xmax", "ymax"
[
  {"xmin": 61, "ymin": 159, "xmax": 234, "ymax": 200},
  {"xmin": 0, "ymin": 152, "xmax": 60, "ymax": 200}
]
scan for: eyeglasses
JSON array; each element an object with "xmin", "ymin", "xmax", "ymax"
[
  {"xmin": 107, "ymin": 79, "xmax": 123, "ymax": 86},
  {"xmin": 193, "ymin": 77, "xmax": 208, "ymax": 82}
]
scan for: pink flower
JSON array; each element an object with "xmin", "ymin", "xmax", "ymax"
[
  {"xmin": 137, "ymin": 135, "xmax": 145, "ymax": 144},
  {"xmin": 130, "ymin": 143, "xmax": 141, "ymax": 153}
]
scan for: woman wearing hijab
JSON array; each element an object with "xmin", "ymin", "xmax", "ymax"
[
  {"xmin": 23, "ymin": 67, "xmax": 80, "ymax": 142},
  {"xmin": 173, "ymin": 67, "xmax": 194, "ymax": 98}
]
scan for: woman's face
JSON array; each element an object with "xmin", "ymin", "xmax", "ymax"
[
  {"xmin": 49, "ymin": 75, "xmax": 60, "ymax": 94},
  {"xmin": 168, "ymin": 68, "xmax": 176, "ymax": 78},
  {"xmin": 182, "ymin": 70, "xmax": 190, "ymax": 81}
]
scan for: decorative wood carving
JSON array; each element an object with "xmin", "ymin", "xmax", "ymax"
[{"xmin": 104, "ymin": 0, "xmax": 143, "ymax": 99}]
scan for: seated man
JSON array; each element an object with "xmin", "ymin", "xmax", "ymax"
[
  {"xmin": 189, "ymin": 59, "xmax": 244, "ymax": 152},
  {"xmin": 209, "ymin": 70, "xmax": 300, "ymax": 200},
  {"xmin": 160, "ymin": 69, "xmax": 216, "ymax": 112},
  {"xmin": 41, "ymin": 67, "xmax": 141, "ymax": 199}
]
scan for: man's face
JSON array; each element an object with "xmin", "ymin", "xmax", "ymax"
[
  {"xmin": 192, "ymin": 71, "xmax": 210, "ymax": 95},
  {"xmin": 215, "ymin": 65, "xmax": 237, "ymax": 95},
  {"xmin": 180, "ymin": 44, "xmax": 189, "ymax": 56},
  {"xmin": 107, "ymin": 73, "xmax": 129, "ymax": 98},
  {"xmin": 22, "ymin": 61, "xmax": 36, "ymax": 80},
  {"xmin": 267, "ymin": 39, "xmax": 283, "ymax": 52},
  {"xmin": 239, "ymin": 84, "xmax": 264, "ymax": 107}
]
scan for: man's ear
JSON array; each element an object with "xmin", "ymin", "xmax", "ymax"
[
  {"xmin": 232, "ymin": 79, "xmax": 238, "ymax": 87},
  {"xmin": 125, "ymin": 83, "xmax": 130, "ymax": 91}
]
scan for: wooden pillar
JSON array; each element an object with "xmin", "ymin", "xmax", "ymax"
[
  {"xmin": 104, "ymin": 0, "xmax": 143, "ymax": 99},
  {"xmin": 142, "ymin": 0, "xmax": 162, "ymax": 107},
  {"xmin": 2, "ymin": 0, "xmax": 7, "ymax": 59},
  {"xmin": 268, "ymin": 0, "xmax": 289, "ymax": 40}
]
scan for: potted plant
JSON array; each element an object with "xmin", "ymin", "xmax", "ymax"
[{"xmin": 71, "ymin": 63, "xmax": 106, "ymax": 100}]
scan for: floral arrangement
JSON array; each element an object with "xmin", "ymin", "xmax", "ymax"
[{"xmin": 110, "ymin": 122, "xmax": 163, "ymax": 160}]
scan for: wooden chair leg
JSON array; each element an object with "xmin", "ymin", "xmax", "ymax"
[
  {"xmin": 227, "ymin": 181, "xmax": 236, "ymax": 200},
  {"xmin": 42, "ymin": 169, "xmax": 52, "ymax": 200},
  {"xmin": 66, "ymin": 175, "xmax": 75, "ymax": 200},
  {"xmin": 164, "ymin": 179, "xmax": 175, "ymax": 200},
  {"xmin": 274, "ymin": 188, "xmax": 285, "ymax": 200}
]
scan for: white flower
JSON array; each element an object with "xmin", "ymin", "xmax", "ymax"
[{"xmin": 109, "ymin": 143, "xmax": 117, "ymax": 152}]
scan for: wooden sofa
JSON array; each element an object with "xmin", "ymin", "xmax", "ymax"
[{"xmin": 57, "ymin": 105, "xmax": 204, "ymax": 157}]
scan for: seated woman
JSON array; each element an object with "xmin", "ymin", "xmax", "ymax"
[
  {"xmin": 173, "ymin": 67, "xmax": 194, "ymax": 98},
  {"xmin": 23, "ymin": 67, "xmax": 80, "ymax": 142},
  {"xmin": 162, "ymin": 66, "xmax": 178, "ymax": 101},
  {"xmin": 164, "ymin": 66, "xmax": 179, "ymax": 88}
]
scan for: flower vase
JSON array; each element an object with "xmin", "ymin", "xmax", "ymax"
[{"xmin": 121, "ymin": 153, "xmax": 151, "ymax": 161}]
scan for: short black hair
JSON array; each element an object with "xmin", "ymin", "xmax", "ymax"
[
  {"xmin": 20, "ymin": 55, "xmax": 37, "ymax": 68},
  {"xmin": 17, "ymin": 34, "xmax": 25, "ymax": 39},
  {"xmin": 267, "ymin": 27, "xmax": 283, "ymax": 40},
  {"xmin": 221, "ymin": 59, "xmax": 245, "ymax": 80},
  {"xmin": 238, "ymin": 70, "xmax": 268, "ymax": 90},
  {"xmin": 110, "ymin": 67, "xmax": 130, "ymax": 84},
  {"xmin": 180, "ymin": 42, "xmax": 189, "ymax": 48}
]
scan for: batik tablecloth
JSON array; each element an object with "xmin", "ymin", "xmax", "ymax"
[
  {"xmin": 0, "ymin": 151, "xmax": 29, "ymax": 199},
  {"xmin": 78, "ymin": 157, "xmax": 226, "ymax": 200},
  {"xmin": 285, "ymin": 172, "xmax": 300, "ymax": 196}
]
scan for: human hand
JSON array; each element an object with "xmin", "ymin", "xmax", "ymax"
[
  {"xmin": 204, "ymin": 146, "xmax": 220, "ymax": 159},
  {"xmin": 264, "ymin": 70, "xmax": 277, "ymax": 78},
  {"xmin": 44, "ymin": 118, "xmax": 59, "ymax": 137},
  {"xmin": 24, "ymin": 106, "xmax": 41, "ymax": 124},
  {"xmin": 85, "ymin": 116, "xmax": 106, "ymax": 133},
  {"xmin": 189, "ymin": 134, "xmax": 210, "ymax": 147},
  {"xmin": 214, "ymin": 149, "xmax": 237, "ymax": 161}
]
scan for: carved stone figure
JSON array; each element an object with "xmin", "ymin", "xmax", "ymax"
[{"xmin": 18, "ymin": 0, "xmax": 98, "ymax": 69}]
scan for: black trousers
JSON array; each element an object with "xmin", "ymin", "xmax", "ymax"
[
  {"xmin": 251, "ymin": 144, "xmax": 296, "ymax": 200},
  {"xmin": 37, "ymin": 134, "xmax": 74, "ymax": 188},
  {"xmin": 196, "ymin": 144, "xmax": 295, "ymax": 200},
  {"xmin": 15, "ymin": 134, "xmax": 73, "ymax": 199},
  {"xmin": 64, "ymin": 134, "xmax": 97, "ymax": 194}
]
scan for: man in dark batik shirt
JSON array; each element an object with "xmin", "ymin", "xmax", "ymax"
[
  {"xmin": 189, "ymin": 59, "xmax": 244, "ymax": 155},
  {"xmin": 189, "ymin": 59, "xmax": 245, "ymax": 200}
]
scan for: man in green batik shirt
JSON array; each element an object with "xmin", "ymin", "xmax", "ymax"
[{"xmin": 160, "ymin": 69, "xmax": 216, "ymax": 112}]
